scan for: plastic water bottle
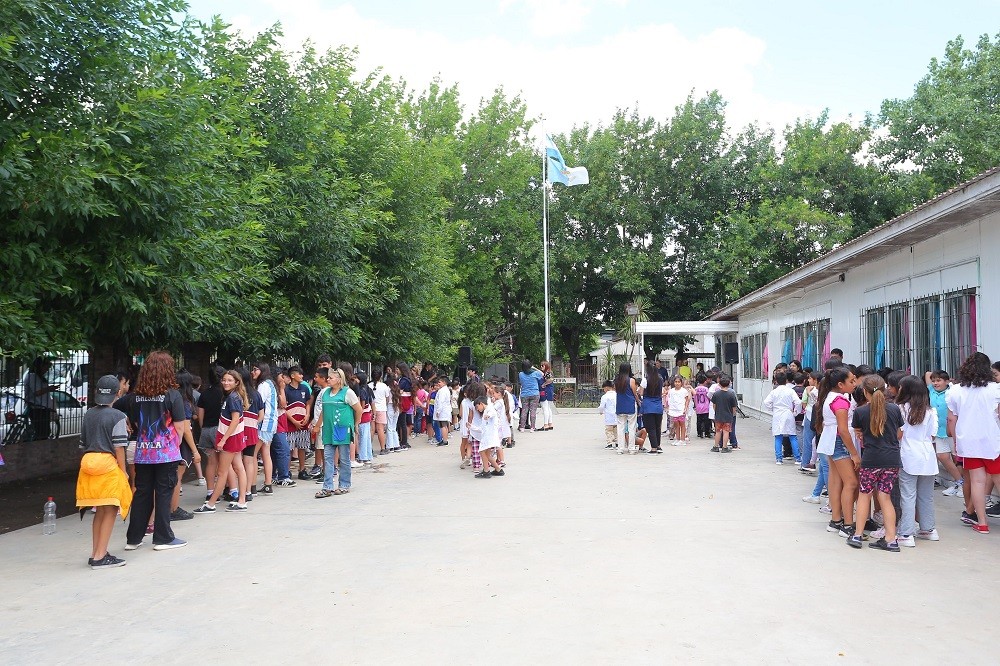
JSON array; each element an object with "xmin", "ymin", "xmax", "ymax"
[{"xmin": 43, "ymin": 497, "xmax": 56, "ymax": 535}]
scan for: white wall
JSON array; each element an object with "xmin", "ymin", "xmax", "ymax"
[{"xmin": 735, "ymin": 211, "xmax": 999, "ymax": 418}]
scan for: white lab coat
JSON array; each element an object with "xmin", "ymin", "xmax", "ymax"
[{"xmin": 762, "ymin": 385, "xmax": 801, "ymax": 436}]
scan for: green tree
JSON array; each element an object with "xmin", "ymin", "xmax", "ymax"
[{"xmin": 876, "ymin": 33, "xmax": 1000, "ymax": 194}]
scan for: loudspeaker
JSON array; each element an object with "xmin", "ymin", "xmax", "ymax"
[
  {"xmin": 458, "ymin": 346, "xmax": 473, "ymax": 366},
  {"xmin": 723, "ymin": 342, "xmax": 739, "ymax": 365}
]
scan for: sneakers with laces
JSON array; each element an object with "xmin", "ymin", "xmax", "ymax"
[
  {"xmin": 961, "ymin": 510, "xmax": 979, "ymax": 525},
  {"xmin": 916, "ymin": 528, "xmax": 939, "ymax": 541},
  {"xmin": 869, "ymin": 537, "xmax": 900, "ymax": 552},
  {"xmin": 274, "ymin": 478, "xmax": 297, "ymax": 487},
  {"xmin": 942, "ymin": 482, "xmax": 962, "ymax": 497},
  {"xmin": 986, "ymin": 502, "xmax": 1000, "ymax": 518},
  {"xmin": 802, "ymin": 495, "xmax": 821, "ymax": 504},
  {"xmin": 819, "ymin": 505, "xmax": 832, "ymax": 514},
  {"xmin": 170, "ymin": 507, "xmax": 194, "ymax": 521},
  {"xmin": 869, "ymin": 527, "xmax": 886, "ymax": 541},
  {"xmin": 897, "ymin": 534, "xmax": 916, "ymax": 548},
  {"xmin": 226, "ymin": 503, "xmax": 249, "ymax": 512},
  {"xmin": 827, "ymin": 519, "xmax": 844, "ymax": 533},
  {"xmin": 846, "ymin": 534, "xmax": 863, "ymax": 549},
  {"xmin": 153, "ymin": 538, "xmax": 187, "ymax": 551},
  {"xmin": 193, "ymin": 503, "xmax": 216, "ymax": 513},
  {"xmin": 91, "ymin": 553, "xmax": 127, "ymax": 569},
  {"xmin": 838, "ymin": 524, "xmax": 855, "ymax": 538}
]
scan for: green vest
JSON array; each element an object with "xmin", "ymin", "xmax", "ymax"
[{"xmin": 320, "ymin": 387, "xmax": 354, "ymax": 445}]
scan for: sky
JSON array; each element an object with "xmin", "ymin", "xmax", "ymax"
[{"xmin": 182, "ymin": 0, "xmax": 1000, "ymax": 136}]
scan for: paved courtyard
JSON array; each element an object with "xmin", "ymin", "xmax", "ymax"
[{"xmin": 1, "ymin": 410, "xmax": 996, "ymax": 664}]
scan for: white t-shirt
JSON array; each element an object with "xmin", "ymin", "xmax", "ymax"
[
  {"xmin": 945, "ymin": 383, "xmax": 1000, "ymax": 460},
  {"xmin": 493, "ymin": 395, "xmax": 512, "ymax": 439},
  {"xmin": 434, "ymin": 386, "xmax": 451, "ymax": 422},
  {"xmin": 598, "ymin": 391, "xmax": 617, "ymax": 426},
  {"xmin": 706, "ymin": 383, "xmax": 719, "ymax": 420},
  {"xmin": 666, "ymin": 387, "xmax": 688, "ymax": 418},
  {"xmin": 372, "ymin": 381, "xmax": 390, "ymax": 411},
  {"xmin": 899, "ymin": 404, "xmax": 938, "ymax": 475}
]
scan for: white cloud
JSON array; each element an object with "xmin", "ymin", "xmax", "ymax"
[
  {"xmin": 499, "ymin": 0, "xmax": 595, "ymax": 37},
  {"xmin": 233, "ymin": 1, "xmax": 819, "ymax": 141}
]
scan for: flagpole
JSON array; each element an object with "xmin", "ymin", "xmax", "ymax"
[{"xmin": 542, "ymin": 140, "xmax": 551, "ymax": 363}]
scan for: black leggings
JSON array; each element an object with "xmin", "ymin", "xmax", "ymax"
[
  {"xmin": 397, "ymin": 415, "xmax": 408, "ymax": 448},
  {"xmin": 644, "ymin": 412, "xmax": 663, "ymax": 450}
]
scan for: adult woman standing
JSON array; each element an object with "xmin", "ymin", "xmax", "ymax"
[
  {"xmin": 518, "ymin": 360, "xmax": 543, "ymax": 432},
  {"xmin": 119, "ymin": 351, "xmax": 190, "ymax": 550},
  {"xmin": 615, "ymin": 363, "xmax": 641, "ymax": 454},
  {"xmin": 640, "ymin": 362, "xmax": 665, "ymax": 452},
  {"xmin": 313, "ymin": 369, "xmax": 362, "ymax": 497},
  {"xmin": 537, "ymin": 361, "xmax": 556, "ymax": 431}
]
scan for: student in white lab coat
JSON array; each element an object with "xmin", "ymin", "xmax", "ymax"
[{"xmin": 763, "ymin": 371, "xmax": 802, "ymax": 464}]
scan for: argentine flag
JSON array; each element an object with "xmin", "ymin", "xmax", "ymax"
[{"xmin": 546, "ymin": 136, "xmax": 589, "ymax": 186}]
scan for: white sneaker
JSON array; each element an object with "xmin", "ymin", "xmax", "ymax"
[
  {"xmin": 897, "ymin": 535, "xmax": 916, "ymax": 548},
  {"xmin": 197, "ymin": 478, "xmax": 206, "ymax": 486},
  {"xmin": 870, "ymin": 526, "xmax": 886, "ymax": 540},
  {"xmin": 873, "ymin": 511, "xmax": 884, "ymax": 527},
  {"xmin": 671, "ymin": 441, "xmax": 683, "ymax": 446},
  {"xmin": 916, "ymin": 528, "xmax": 940, "ymax": 541},
  {"xmin": 802, "ymin": 495, "xmax": 821, "ymax": 504},
  {"xmin": 350, "ymin": 461, "xmax": 363, "ymax": 468},
  {"xmin": 942, "ymin": 483, "xmax": 962, "ymax": 497}
]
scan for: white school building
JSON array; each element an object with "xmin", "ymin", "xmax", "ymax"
[{"xmin": 708, "ymin": 166, "xmax": 1000, "ymax": 419}]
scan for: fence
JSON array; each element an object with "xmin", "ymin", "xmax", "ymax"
[{"xmin": 2, "ymin": 350, "xmax": 90, "ymax": 447}]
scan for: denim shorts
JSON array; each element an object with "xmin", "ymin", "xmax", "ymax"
[{"xmin": 830, "ymin": 436, "xmax": 850, "ymax": 462}]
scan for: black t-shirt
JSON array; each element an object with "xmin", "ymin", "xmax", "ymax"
[
  {"xmin": 852, "ymin": 403, "xmax": 904, "ymax": 469},
  {"xmin": 711, "ymin": 389, "xmax": 738, "ymax": 423},
  {"xmin": 197, "ymin": 385, "xmax": 224, "ymax": 428}
]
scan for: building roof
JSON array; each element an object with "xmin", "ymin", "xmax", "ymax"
[{"xmin": 710, "ymin": 166, "xmax": 1000, "ymax": 320}]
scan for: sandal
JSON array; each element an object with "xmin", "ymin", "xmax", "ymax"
[
  {"xmin": 332, "ymin": 488, "xmax": 350, "ymax": 495},
  {"xmin": 315, "ymin": 490, "xmax": 333, "ymax": 499}
]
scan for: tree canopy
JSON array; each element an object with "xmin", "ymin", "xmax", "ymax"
[{"xmin": 2, "ymin": 3, "xmax": 997, "ymax": 369}]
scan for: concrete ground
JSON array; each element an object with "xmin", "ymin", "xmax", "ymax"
[{"xmin": 2, "ymin": 411, "xmax": 998, "ymax": 664}]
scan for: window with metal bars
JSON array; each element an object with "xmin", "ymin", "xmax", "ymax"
[
  {"xmin": 780, "ymin": 318, "xmax": 831, "ymax": 371},
  {"xmin": 860, "ymin": 288, "xmax": 977, "ymax": 375},
  {"xmin": 740, "ymin": 332, "xmax": 768, "ymax": 379}
]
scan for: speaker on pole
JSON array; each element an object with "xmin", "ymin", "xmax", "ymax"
[
  {"xmin": 723, "ymin": 342, "xmax": 739, "ymax": 365},
  {"xmin": 458, "ymin": 346, "xmax": 473, "ymax": 367}
]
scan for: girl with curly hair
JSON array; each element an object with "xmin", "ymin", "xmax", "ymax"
[
  {"xmin": 946, "ymin": 352, "xmax": 1000, "ymax": 534},
  {"xmin": 117, "ymin": 350, "xmax": 190, "ymax": 551}
]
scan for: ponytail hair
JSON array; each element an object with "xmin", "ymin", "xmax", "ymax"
[
  {"xmin": 813, "ymin": 366, "xmax": 852, "ymax": 434},
  {"xmin": 861, "ymin": 374, "xmax": 887, "ymax": 437}
]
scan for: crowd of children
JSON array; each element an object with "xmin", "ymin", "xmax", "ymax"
[
  {"xmin": 766, "ymin": 350, "xmax": 1000, "ymax": 551},
  {"xmin": 75, "ymin": 353, "xmax": 529, "ymax": 568}
]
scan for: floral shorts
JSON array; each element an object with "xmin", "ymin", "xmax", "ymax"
[{"xmin": 858, "ymin": 467, "xmax": 899, "ymax": 495}]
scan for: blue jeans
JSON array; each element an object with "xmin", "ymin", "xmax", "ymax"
[
  {"xmin": 812, "ymin": 454, "xmax": 829, "ymax": 497},
  {"xmin": 775, "ymin": 434, "xmax": 799, "ymax": 462},
  {"xmin": 729, "ymin": 416, "xmax": 738, "ymax": 445},
  {"xmin": 431, "ymin": 419, "xmax": 443, "ymax": 443},
  {"xmin": 271, "ymin": 432, "xmax": 291, "ymax": 481},
  {"xmin": 358, "ymin": 422, "xmax": 372, "ymax": 461},
  {"xmin": 414, "ymin": 407, "xmax": 425, "ymax": 434},
  {"xmin": 322, "ymin": 444, "xmax": 352, "ymax": 490},
  {"xmin": 800, "ymin": 418, "xmax": 815, "ymax": 468}
]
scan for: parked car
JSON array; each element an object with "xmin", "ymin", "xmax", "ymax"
[{"xmin": 1, "ymin": 389, "xmax": 85, "ymax": 445}]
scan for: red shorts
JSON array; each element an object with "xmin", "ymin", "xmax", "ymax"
[
  {"xmin": 963, "ymin": 456, "xmax": 1000, "ymax": 474},
  {"xmin": 218, "ymin": 432, "xmax": 246, "ymax": 453},
  {"xmin": 715, "ymin": 421, "xmax": 732, "ymax": 432}
]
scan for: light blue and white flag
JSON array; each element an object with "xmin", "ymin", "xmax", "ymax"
[{"xmin": 546, "ymin": 136, "xmax": 589, "ymax": 186}]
